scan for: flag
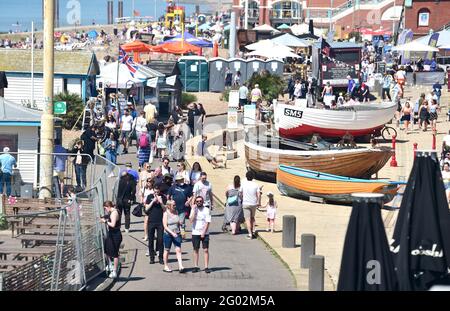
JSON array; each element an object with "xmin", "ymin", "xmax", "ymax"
[
  {"xmin": 147, "ymin": 77, "xmax": 158, "ymax": 88},
  {"xmin": 133, "ymin": 10, "xmax": 141, "ymax": 17},
  {"xmin": 166, "ymin": 75, "xmax": 177, "ymax": 86},
  {"xmin": 319, "ymin": 37, "xmax": 331, "ymax": 57},
  {"xmin": 119, "ymin": 47, "xmax": 138, "ymax": 77}
]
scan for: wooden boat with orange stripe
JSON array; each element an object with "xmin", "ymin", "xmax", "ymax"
[
  {"xmin": 244, "ymin": 132, "xmax": 393, "ymax": 181},
  {"xmin": 277, "ymin": 165, "xmax": 401, "ymax": 204}
]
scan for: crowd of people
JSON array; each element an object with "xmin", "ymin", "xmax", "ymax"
[{"xmin": 102, "ymin": 159, "xmax": 279, "ymax": 278}]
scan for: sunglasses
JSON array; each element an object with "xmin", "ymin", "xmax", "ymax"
[{"xmin": 195, "ymin": 200, "xmax": 203, "ymax": 203}]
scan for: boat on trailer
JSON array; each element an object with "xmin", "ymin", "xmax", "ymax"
[
  {"xmin": 276, "ymin": 165, "xmax": 401, "ymax": 204},
  {"xmin": 274, "ymin": 102, "xmax": 397, "ymax": 139}
]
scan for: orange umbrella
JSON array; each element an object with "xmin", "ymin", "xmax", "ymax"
[
  {"xmin": 149, "ymin": 41, "xmax": 202, "ymax": 55},
  {"xmin": 121, "ymin": 40, "xmax": 153, "ymax": 63}
]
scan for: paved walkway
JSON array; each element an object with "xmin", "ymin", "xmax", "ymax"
[{"xmin": 109, "ymin": 146, "xmax": 296, "ymax": 291}]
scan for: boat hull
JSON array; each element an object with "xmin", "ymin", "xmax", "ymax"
[
  {"xmin": 245, "ymin": 141, "xmax": 393, "ymax": 181},
  {"xmin": 274, "ymin": 103, "xmax": 397, "ymax": 139},
  {"xmin": 276, "ymin": 166, "xmax": 398, "ymax": 204}
]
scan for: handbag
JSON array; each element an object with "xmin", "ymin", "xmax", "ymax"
[
  {"xmin": 98, "ymin": 142, "xmax": 106, "ymax": 156},
  {"xmin": 132, "ymin": 203, "xmax": 144, "ymax": 217}
]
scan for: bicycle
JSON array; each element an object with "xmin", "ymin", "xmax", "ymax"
[{"xmin": 372, "ymin": 125, "xmax": 398, "ymax": 141}]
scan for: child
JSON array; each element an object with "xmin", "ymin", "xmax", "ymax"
[{"xmin": 263, "ymin": 192, "xmax": 277, "ymax": 233}]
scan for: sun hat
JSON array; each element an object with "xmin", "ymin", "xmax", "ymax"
[{"xmin": 266, "ymin": 191, "xmax": 274, "ymax": 196}]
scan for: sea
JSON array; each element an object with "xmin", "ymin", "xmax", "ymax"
[{"xmin": 0, "ymin": 0, "xmax": 200, "ymax": 33}]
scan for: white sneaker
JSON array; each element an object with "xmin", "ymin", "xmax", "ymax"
[
  {"xmin": 109, "ymin": 270, "xmax": 117, "ymax": 279},
  {"xmin": 145, "ymin": 251, "xmax": 149, "ymax": 257},
  {"xmin": 125, "ymin": 229, "xmax": 129, "ymax": 233}
]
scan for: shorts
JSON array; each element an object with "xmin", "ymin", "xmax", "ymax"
[
  {"xmin": 121, "ymin": 131, "xmax": 130, "ymax": 139},
  {"xmin": 53, "ymin": 170, "xmax": 65, "ymax": 181},
  {"xmin": 163, "ymin": 232, "xmax": 182, "ymax": 250},
  {"xmin": 239, "ymin": 98, "xmax": 247, "ymax": 106},
  {"xmin": 400, "ymin": 115, "xmax": 411, "ymax": 122},
  {"xmin": 429, "ymin": 112, "xmax": 438, "ymax": 121},
  {"xmin": 192, "ymin": 234, "xmax": 209, "ymax": 251},
  {"xmin": 243, "ymin": 205, "xmax": 257, "ymax": 219}
]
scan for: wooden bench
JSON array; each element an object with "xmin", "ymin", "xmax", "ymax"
[
  {"xmin": 18, "ymin": 234, "xmax": 73, "ymax": 248},
  {"xmin": 0, "ymin": 247, "xmax": 55, "ymax": 261},
  {"xmin": 15, "ymin": 227, "xmax": 74, "ymax": 235},
  {"xmin": 0, "ymin": 260, "xmax": 29, "ymax": 267}
]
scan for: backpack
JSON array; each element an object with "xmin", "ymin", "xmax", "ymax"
[{"xmin": 138, "ymin": 133, "xmax": 149, "ymax": 148}]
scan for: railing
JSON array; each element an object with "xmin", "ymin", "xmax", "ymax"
[
  {"xmin": 0, "ymin": 154, "xmax": 120, "ymax": 291},
  {"xmin": 306, "ymin": 0, "xmax": 392, "ymax": 19},
  {"xmin": 0, "ymin": 152, "xmax": 95, "ymax": 198}
]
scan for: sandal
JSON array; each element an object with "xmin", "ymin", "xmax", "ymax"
[{"xmin": 163, "ymin": 268, "xmax": 172, "ymax": 273}]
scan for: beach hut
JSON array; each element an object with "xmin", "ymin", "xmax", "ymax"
[
  {"xmin": 264, "ymin": 59, "xmax": 284, "ymax": 76},
  {"xmin": 209, "ymin": 57, "xmax": 229, "ymax": 92},
  {"xmin": 245, "ymin": 58, "xmax": 265, "ymax": 81},
  {"xmin": 229, "ymin": 58, "xmax": 247, "ymax": 86},
  {"xmin": 178, "ymin": 56, "xmax": 209, "ymax": 92},
  {"xmin": 0, "ymin": 97, "xmax": 63, "ymax": 191},
  {"xmin": 0, "ymin": 50, "xmax": 99, "ymax": 110}
]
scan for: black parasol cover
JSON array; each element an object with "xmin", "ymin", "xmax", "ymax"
[
  {"xmin": 391, "ymin": 154, "xmax": 450, "ymax": 290},
  {"xmin": 338, "ymin": 193, "xmax": 397, "ymax": 291}
]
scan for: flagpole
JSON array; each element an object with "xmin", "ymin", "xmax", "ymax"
[{"xmin": 116, "ymin": 43, "xmax": 121, "ymax": 117}]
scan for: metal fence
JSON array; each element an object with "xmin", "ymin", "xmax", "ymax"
[{"xmin": 0, "ymin": 154, "xmax": 120, "ymax": 291}]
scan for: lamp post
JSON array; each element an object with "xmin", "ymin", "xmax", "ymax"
[
  {"xmin": 244, "ymin": 0, "xmax": 249, "ymax": 30},
  {"xmin": 329, "ymin": 0, "xmax": 333, "ymax": 34},
  {"xmin": 39, "ymin": 0, "xmax": 55, "ymax": 199}
]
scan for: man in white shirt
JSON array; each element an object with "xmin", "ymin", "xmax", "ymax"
[
  {"xmin": 238, "ymin": 83, "xmax": 249, "ymax": 109},
  {"xmin": 120, "ymin": 109, "xmax": 134, "ymax": 154},
  {"xmin": 240, "ymin": 171, "xmax": 261, "ymax": 239},
  {"xmin": 192, "ymin": 172, "xmax": 214, "ymax": 210},
  {"xmin": 189, "ymin": 196, "xmax": 212, "ymax": 273},
  {"xmin": 294, "ymin": 80, "xmax": 302, "ymax": 99}
]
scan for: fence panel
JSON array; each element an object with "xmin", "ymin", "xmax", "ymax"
[{"xmin": 0, "ymin": 154, "xmax": 120, "ymax": 291}]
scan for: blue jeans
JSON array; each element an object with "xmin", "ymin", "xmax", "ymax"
[
  {"xmin": 105, "ymin": 150, "xmax": 117, "ymax": 173},
  {"xmin": 75, "ymin": 164, "xmax": 87, "ymax": 188},
  {"xmin": 0, "ymin": 172, "xmax": 12, "ymax": 196}
]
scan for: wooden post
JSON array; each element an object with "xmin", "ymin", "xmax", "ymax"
[{"xmin": 413, "ymin": 142, "xmax": 418, "ymax": 159}]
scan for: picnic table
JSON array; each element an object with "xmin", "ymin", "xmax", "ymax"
[
  {"xmin": 18, "ymin": 234, "xmax": 63, "ymax": 248},
  {"xmin": 0, "ymin": 247, "xmax": 55, "ymax": 261}
]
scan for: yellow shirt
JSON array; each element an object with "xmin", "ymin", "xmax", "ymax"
[{"xmin": 144, "ymin": 104, "xmax": 157, "ymax": 123}]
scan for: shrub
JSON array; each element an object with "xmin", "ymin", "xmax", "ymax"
[
  {"xmin": 181, "ymin": 92, "xmax": 198, "ymax": 109},
  {"xmin": 247, "ymin": 72, "xmax": 285, "ymax": 103},
  {"xmin": 0, "ymin": 215, "xmax": 8, "ymax": 230},
  {"xmin": 54, "ymin": 92, "xmax": 85, "ymax": 130}
]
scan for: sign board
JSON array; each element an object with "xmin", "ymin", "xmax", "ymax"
[
  {"xmin": 54, "ymin": 101, "xmax": 67, "ymax": 114},
  {"xmin": 227, "ymin": 109, "xmax": 238, "ymax": 129},
  {"xmin": 244, "ymin": 104, "xmax": 256, "ymax": 125},
  {"xmin": 228, "ymin": 90, "xmax": 239, "ymax": 108}
]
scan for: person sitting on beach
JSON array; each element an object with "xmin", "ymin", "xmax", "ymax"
[{"xmin": 196, "ymin": 135, "xmax": 220, "ymax": 169}]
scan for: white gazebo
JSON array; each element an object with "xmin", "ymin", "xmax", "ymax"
[{"xmin": 392, "ymin": 41, "xmax": 439, "ymax": 52}]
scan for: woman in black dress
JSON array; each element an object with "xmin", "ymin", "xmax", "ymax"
[
  {"xmin": 419, "ymin": 100, "xmax": 430, "ymax": 132},
  {"xmin": 101, "ymin": 201, "xmax": 122, "ymax": 279}
]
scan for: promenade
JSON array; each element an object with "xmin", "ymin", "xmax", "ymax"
[{"xmin": 107, "ymin": 149, "xmax": 297, "ymax": 291}]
